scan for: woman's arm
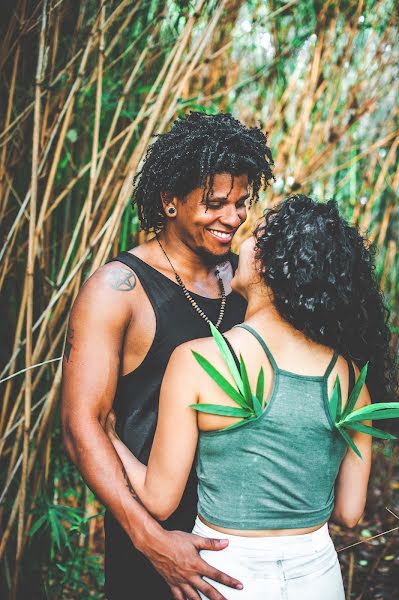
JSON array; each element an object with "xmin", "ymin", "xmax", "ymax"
[
  {"xmin": 331, "ymin": 365, "xmax": 372, "ymax": 528},
  {"xmin": 107, "ymin": 344, "xmax": 199, "ymax": 521}
]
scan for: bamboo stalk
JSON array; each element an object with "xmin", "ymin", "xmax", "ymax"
[{"xmin": 15, "ymin": 4, "xmax": 48, "ymax": 590}]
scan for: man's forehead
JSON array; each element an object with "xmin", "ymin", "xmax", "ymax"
[{"xmin": 206, "ymin": 172, "xmax": 249, "ymax": 197}]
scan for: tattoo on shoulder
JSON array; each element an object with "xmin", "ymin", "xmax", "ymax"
[
  {"xmin": 122, "ymin": 465, "xmax": 143, "ymax": 505},
  {"xmin": 106, "ymin": 266, "xmax": 136, "ymax": 292},
  {"xmin": 63, "ymin": 326, "xmax": 74, "ymax": 362}
]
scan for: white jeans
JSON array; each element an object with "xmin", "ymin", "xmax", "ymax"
[{"xmin": 192, "ymin": 517, "xmax": 345, "ymax": 600}]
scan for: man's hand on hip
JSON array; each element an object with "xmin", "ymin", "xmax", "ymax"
[{"xmin": 138, "ymin": 529, "xmax": 243, "ymax": 600}]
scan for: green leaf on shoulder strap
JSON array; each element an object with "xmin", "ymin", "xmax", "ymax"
[
  {"xmin": 239, "ymin": 354, "xmax": 254, "ymax": 407},
  {"xmin": 340, "ymin": 403, "xmax": 399, "ymax": 423},
  {"xmin": 328, "ymin": 375, "xmax": 342, "ymax": 422},
  {"xmin": 221, "ymin": 415, "xmax": 259, "ymax": 432},
  {"xmin": 256, "ymin": 367, "xmax": 265, "ymax": 408},
  {"xmin": 341, "ymin": 362, "xmax": 368, "ymax": 420},
  {"xmin": 189, "ymin": 404, "xmax": 252, "ymax": 418},
  {"xmin": 191, "ymin": 351, "xmax": 246, "ymax": 408},
  {"xmin": 209, "ymin": 322, "xmax": 244, "ymax": 395},
  {"xmin": 337, "ymin": 426, "xmax": 363, "ymax": 460},
  {"xmin": 343, "ymin": 422, "xmax": 397, "ymax": 440},
  {"xmin": 251, "ymin": 394, "xmax": 263, "ymax": 417}
]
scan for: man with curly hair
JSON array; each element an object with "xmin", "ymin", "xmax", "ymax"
[{"xmin": 61, "ymin": 111, "xmax": 274, "ymax": 600}]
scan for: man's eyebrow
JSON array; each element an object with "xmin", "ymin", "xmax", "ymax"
[{"xmin": 208, "ymin": 193, "xmax": 250, "ymax": 202}]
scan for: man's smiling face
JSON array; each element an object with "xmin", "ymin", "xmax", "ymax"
[{"xmin": 171, "ymin": 172, "xmax": 248, "ymax": 264}]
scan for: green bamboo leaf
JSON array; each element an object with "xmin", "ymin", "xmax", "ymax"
[
  {"xmin": 342, "ymin": 403, "xmax": 399, "ymax": 423},
  {"xmin": 28, "ymin": 514, "xmax": 48, "ymax": 537},
  {"xmin": 239, "ymin": 354, "xmax": 253, "ymax": 406},
  {"xmin": 252, "ymin": 394, "xmax": 263, "ymax": 417},
  {"xmin": 341, "ymin": 362, "xmax": 368, "ymax": 420},
  {"xmin": 344, "ymin": 422, "xmax": 397, "ymax": 440},
  {"xmin": 49, "ymin": 510, "xmax": 61, "ymax": 551},
  {"xmin": 222, "ymin": 416, "xmax": 259, "ymax": 432},
  {"xmin": 189, "ymin": 403, "xmax": 252, "ymax": 418},
  {"xmin": 209, "ymin": 322, "xmax": 244, "ymax": 395},
  {"xmin": 328, "ymin": 376, "xmax": 340, "ymax": 422},
  {"xmin": 337, "ymin": 426, "xmax": 363, "ymax": 460},
  {"xmin": 192, "ymin": 351, "xmax": 246, "ymax": 408},
  {"xmin": 256, "ymin": 367, "xmax": 265, "ymax": 407}
]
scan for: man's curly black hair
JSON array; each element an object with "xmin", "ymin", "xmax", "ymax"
[
  {"xmin": 132, "ymin": 111, "xmax": 275, "ymax": 232},
  {"xmin": 254, "ymin": 194, "xmax": 398, "ymax": 404}
]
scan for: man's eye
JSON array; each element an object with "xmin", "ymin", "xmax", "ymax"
[{"xmin": 207, "ymin": 202, "xmax": 222, "ymax": 209}]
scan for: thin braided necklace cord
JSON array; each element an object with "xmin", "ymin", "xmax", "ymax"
[{"xmin": 155, "ymin": 235, "xmax": 226, "ymax": 329}]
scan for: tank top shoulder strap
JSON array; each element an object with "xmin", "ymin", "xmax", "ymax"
[
  {"xmin": 323, "ymin": 350, "xmax": 339, "ymax": 379},
  {"xmin": 346, "ymin": 357, "xmax": 355, "ymax": 393},
  {"xmin": 234, "ymin": 323, "xmax": 278, "ymax": 372},
  {"xmin": 222, "ymin": 334, "xmax": 240, "ymax": 370}
]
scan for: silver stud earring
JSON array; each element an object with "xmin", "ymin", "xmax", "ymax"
[{"xmin": 167, "ymin": 206, "xmax": 177, "ymax": 216}]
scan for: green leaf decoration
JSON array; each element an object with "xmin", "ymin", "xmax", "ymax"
[
  {"xmin": 209, "ymin": 322, "xmax": 244, "ymax": 395},
  {"xmin": 340, "ymin": 403, "xmax": 399, "ymax": 423},
  {"xmin": 222, "ymin": 416, "xmax": 259, "ymax": 432},
  {"xmin": 252, "ymin": 394, "xmax": 263, "ymax": 417},
  {"xmin": 239, "ymin": 354, "xmax": 253, "ymax": 406},
  {"xmin": 343, "ymin": 422, "xmax": 397, "ymax": 440},
  {"xmin": 328, "ymin": 363, "xmax": 399, "ymax": 458},
  {"xmin": 341, "ymin": 362, "xmax": 368, "ymax": 420},
  {"xmin": 191, "ymin": 351, "xmax": 247, "ymax": 408},
  {"xmin": 329, "ymin": 376, "xmax": 341, "ymax": 422},
  {"xmin": 337, "ymin": 425, "xmax": 364, "ymax": 460},
  {"xmin": 256, "ymin": 367, "xmax": 265, "ymax": 407},
  {"xmin": 189, "ymin": 404, "xmax": 252, "ymax": 418},
  {"xmin": 191, "ymin": 323, "xmax": 269, "ymax": 429}
]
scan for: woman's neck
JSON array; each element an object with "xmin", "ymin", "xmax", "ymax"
[{"xmin": 244, "ymin": 288, "xmax": 288, "ymax": 330}]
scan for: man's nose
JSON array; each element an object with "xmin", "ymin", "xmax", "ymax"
[{"xmin": 220, "ymin": 206, "xmax": 246, "ymax": 229}]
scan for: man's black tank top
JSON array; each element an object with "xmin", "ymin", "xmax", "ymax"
[{"xmin": 104, "ymin": 250, "xmax": 247, "ymax": 600}]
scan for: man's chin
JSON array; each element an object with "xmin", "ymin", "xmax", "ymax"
[{"xmin": 195, "ymin": 246, "xmax": 231, "ymax": 266}]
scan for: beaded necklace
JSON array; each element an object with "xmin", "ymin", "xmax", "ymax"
[{"xmin": 156, "ymin": 235, "xmax": 226, "ymax": 329}]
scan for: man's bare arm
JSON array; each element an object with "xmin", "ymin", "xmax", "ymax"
[{"xmin": 61, "ymin": 264, "xmax": 160, "ymax": 545}]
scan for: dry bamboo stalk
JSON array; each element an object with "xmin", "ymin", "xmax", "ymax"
[
  {"xmin": 0, "ymin": 361, "xmax": 62, "ymax": 562},
  {"xmin": 362, "ymin": 135, "xmax": 399, "ymax": 232},
  {"xmin": 90, "ymin": 3, "xmax": 201, "ymax": 271},
  {"xmin": 80, "ymin": 2, "xmax": 105, "ymax": 254},
  {"xmin": 301, "ymin": 128, "xmax": 399, "ymax": 186},
  {"xmin": 0, "ymin": 215, "xmax": 112, "ymax": 381},
  {"xmin": 0, "ymin": 32, "xmax": 22, "ymax": 221},
  {"xmin": 15, "ymin": 3, "xmax": 48, "ymax": 582},
  {"xmin": 380, "ymin": 240, "xmax": 396, "ymax": 292},
  {"xmin": 0, "ymin": 324, "xmax": 65, "ymax": 458},
  {"xmin": 158, "ymin": 0, "xmax": 227, "ymax": 133},
  {"xmin": 43, "ymin": 119, "xmax": 135, "ymax": 222}
]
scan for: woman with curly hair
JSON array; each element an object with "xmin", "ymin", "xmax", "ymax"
[{"xmin": 106, "ymin": 194, "xmax": 397, "ymax": 599}]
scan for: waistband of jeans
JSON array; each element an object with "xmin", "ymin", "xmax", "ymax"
[{"xmin": 193, "ymin": 516, "xmax": 331, "ymax": 552}]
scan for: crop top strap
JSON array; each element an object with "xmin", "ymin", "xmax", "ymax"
[
  {"xmin": 323, "ymin": 350, "xmax": 339, "ymax": 379},
  {"xmin": 221, "ymin": 335, "xmax": 241, "ymax": 370},
  {"xmin": 234, "ymin": 323, "xmax": 278, "ymax": 371},
  {"xmin": 347, "ymin": 358, "xmax": 355, "ymax": 393}
]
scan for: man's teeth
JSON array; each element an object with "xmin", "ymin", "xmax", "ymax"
[{"xmin": 208, "ymin": 229, "xmax": 232, "ymax": 239}]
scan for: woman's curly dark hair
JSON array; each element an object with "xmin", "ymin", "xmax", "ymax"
[
  {"xmin": 254, "ymin": 194, "xmax": 398, "ymax": 403},
  {"xmin": 132, "ymin": 111, "xmax": 275, "ymax": 232}
]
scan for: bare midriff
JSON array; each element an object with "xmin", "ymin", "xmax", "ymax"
[{"xmin": 198, "ymin": 514, "xmax": 327, "ymax": 537}]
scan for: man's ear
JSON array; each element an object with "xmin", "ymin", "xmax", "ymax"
[{"xmin": 160, "ymin": 191, "xmax": 178, "ymax": 217}]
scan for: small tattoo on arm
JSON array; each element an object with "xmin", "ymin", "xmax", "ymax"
[
  {"xmin": 63, "ymin": 326, "xmax": 74, "ymax": 362},
  {"xmin": 106, "ymin": 266, "xmax": 136, "ymax": 292},
  {"xmin": 121, "ymin": 465, "xmax": 143, "ymax": 505}
]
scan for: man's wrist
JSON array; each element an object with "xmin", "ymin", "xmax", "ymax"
[{"xmin": 126, "ymin": 508, "xmax": 165, "ymax": 553}]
